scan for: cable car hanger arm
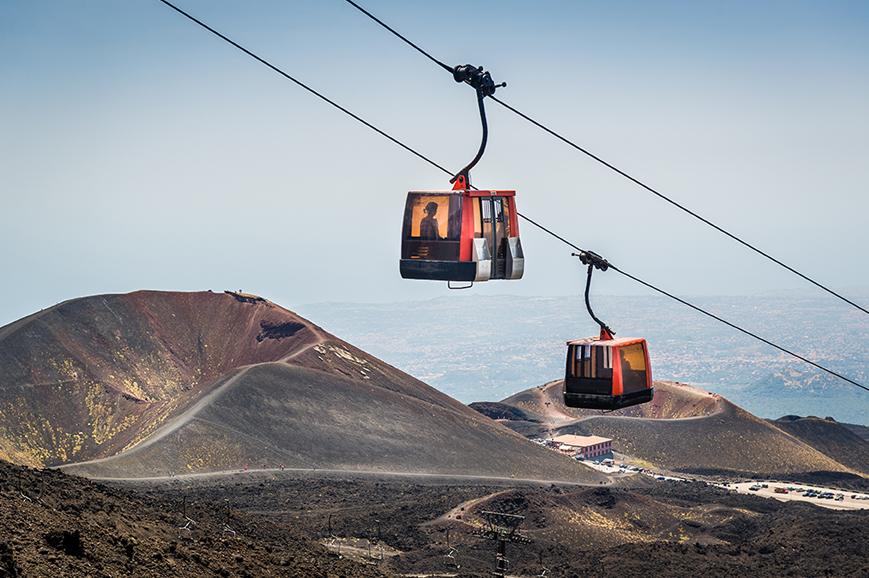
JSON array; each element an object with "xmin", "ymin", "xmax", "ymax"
[
  {"xmin": 449, "ymin": 65, "xmax": 505, "ymax": 188},
  {"xmin": 573, "ymin": 251, "xmax": 615, "ymax": 339}
]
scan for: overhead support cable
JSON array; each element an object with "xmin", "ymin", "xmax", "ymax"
[
  {"xmin": 342, "ymin": 0, "xmax": 869, "ymax": 319},
  {"xmin": 490, "ymin": 95, "xmax": 869, "ymax": 318},
  {"xmin": 155, "ymin": 0, "xmax": 866, "ymax": 393},
  {"xmin": 342, "ymin": 0, "xmax": 454, "ymax": 74},
  {"xmin": 607, "ymin": 264, "xmax": 869, "ymax": 393},
  {"xmin": 522, "ymin": 218, "xmax": 868, "ymax": 392},
  {"xmin": 157, "ymin": 0, "xmax": 453, "ymax": 178}
]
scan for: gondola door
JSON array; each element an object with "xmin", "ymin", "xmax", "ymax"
[
  {"xmin": 475, "ymin": 194, "xmax": 522, "ymax": 281},
  {"xmin": 479, "ymin": 197, "xmax": 502, "ymax": 278}
]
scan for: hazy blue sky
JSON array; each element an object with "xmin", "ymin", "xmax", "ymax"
[{"xmin": 2, "ymin": 0, "xmax": 867, "ymax": 327}]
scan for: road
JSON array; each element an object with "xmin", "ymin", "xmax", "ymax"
[{"xmin": 81, "ymin": 465, "xmax": 605, "ymax": 488}]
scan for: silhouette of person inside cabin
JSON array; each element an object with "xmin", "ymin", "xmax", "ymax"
[{"xmin": 419, "ymin": 201, "xmax": 440, "ymax": 240}]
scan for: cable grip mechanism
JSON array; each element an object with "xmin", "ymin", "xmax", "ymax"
[
  {"xmin": 452, "ymin": 65, "xmax": 506, "ymax": 97},
  {"xmin": 573, "ymin": 250, "xmax": 610, "ymax": 271}
]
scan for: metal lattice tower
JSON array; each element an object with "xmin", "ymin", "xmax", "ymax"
[{"xmin": 474, "ymin": 511, "xmax": 532, "ymax": 578}]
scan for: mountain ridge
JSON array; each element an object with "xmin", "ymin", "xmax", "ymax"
[
  {"xmin": 0, "ymin": 290, "xmax": 326, "ymax": 466},
  {"xmin": 0, "ymin": 290, "xmax": 605, "ymax": 484}
]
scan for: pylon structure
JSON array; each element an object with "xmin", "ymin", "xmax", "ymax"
[{"xmin": 474, "ymin": 511, "xmax": 532, "ymax": 578}]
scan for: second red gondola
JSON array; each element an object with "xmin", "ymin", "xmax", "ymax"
[{"xmin": 563, "ymin": 328, "xmax": 654, "ymax": 410}]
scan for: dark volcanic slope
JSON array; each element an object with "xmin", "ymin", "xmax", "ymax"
[
  {"xmin": 493, "ymin": 380, "xmax": 858, "ymax": 478},
  {"xmin": 462, "ymin": 486, "xmax": 739, "ymax": 549},
  {"xmin": 62, "ymin": 362, "xmax": 600, "ymax": 482},
  {"xmin": 770, "ymin": 415, "xmax": 869, "ymax": 476},
  {"xmin": 843, "ymin": 422, "xmax": 869, "ymax": 441},
  {"xmin": 1, "ymin": 290, "xmax": 603, "ymax": 483},
  {"xmin": 8, "ymin": 459, "xmax": 869, "ymax": 578},
  {"xmin": 571, "ymin": 402, "xmax": 852, "ymax": 477},
  {"xmin": 0, "ymin": 460, "xmax": 389, "ymax": 578}
]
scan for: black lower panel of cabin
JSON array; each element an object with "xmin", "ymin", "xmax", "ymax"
[
  {"xmin": 400, "ymin": 259, "xmax": 477, "ymax": 282},
  {"xmin": 563, "ymin": 387, "xmax": 654, "ymax": 411}
]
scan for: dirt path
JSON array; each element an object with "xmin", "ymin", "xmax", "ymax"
[
  {"xmin": 531, "ymin": 382, "xmax": 581, "ymax": 435},
  {"xmin": 76, "ymin": 466, "xmax": 603, "ymax": 488},
  {"xmin": 278, "ymin": 329, "xmax": 327, "ymax": 362},
  {"xmin": 58, "ymin": 365, "xmax": 259, "ymax": 470},
  {"xmin": 424, "ymin": 490, "xmax": 513, "ymax": 526},
  {"xmin": 321, "ymin": 537, "xmax": 401, "ymax": 560}
]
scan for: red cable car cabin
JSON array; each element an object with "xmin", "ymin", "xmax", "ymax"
[
  {"xmin": 563, "ymin": 331, "xmax": 654, "ymax": 410},
  {"xmin": 400, "ymin": 188, "xmax": 524, "ymax": 282}
]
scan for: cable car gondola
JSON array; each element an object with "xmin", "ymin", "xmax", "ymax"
[
  {"xmin": 399, "ymin": 64, "xmax": 523, "ymax": 285},
  {"xmin": 400, "ymin": 178, "xmax": 523, "ymax": 282},
  {"xmin": 562, "ymin": 251, "xmax": 654, "ymax": 410},
  {"xmin": 564, "ymin": 330, "xmax": 653, "ymax": 410}
]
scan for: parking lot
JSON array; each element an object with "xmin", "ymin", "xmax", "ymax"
[
  {"xmin": 729, "ymin": 481, "xmax": 869, "ymax": 510},
  {"xmin": 580, "ymin": 459, "xmax": 626, "ymax": 475},
  {"xmin": 556, "ymin": 447, "xmax": 869, "ymax": 509},
  {"xmin": 582, "ymin": 460, "xmax": 869, "ymax": 511}
]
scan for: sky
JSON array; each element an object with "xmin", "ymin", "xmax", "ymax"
[{"xmin": 1, "ymin": 0, "xmax": 868, "ymax": 328}]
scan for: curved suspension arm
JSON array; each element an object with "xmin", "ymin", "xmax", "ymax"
[
  {"xmin": 450, "ymin": 65, "xmax": 505, "ymax": 188},
  {"xmin": 584, "ymin": 264, "xmax": 615, "ymax": 338},
  {"xmin": 450, "ymin": 87, "xmax": 488, "ymax": 187},
  {"xmin": 573, "ymin": 251, "xmax": 615, "ymax": 338}
]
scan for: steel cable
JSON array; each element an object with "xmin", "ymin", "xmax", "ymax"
[
  {"xmin": 156, "ymin": 0, "xmax": 866, "ymax": 392},
  {"xmin": 157, "ymin": 0, "xmax": 454, "ymax": 178},
  {"xmin": 343, "ymin": 0, "xmax": 869, "ymax": 319}
]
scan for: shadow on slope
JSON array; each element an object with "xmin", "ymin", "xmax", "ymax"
[{"xmin": 62, "ymin": 362, "xmax": 606, "ymax": 484}]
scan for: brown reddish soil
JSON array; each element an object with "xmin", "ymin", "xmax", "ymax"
[
  {"xmin": 0, "ymin": 290, "xmax": 327, "ymax": 466},
  {"xmin": 4, "ymin": 457, "xmax": 869, "ymax": 577}
]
